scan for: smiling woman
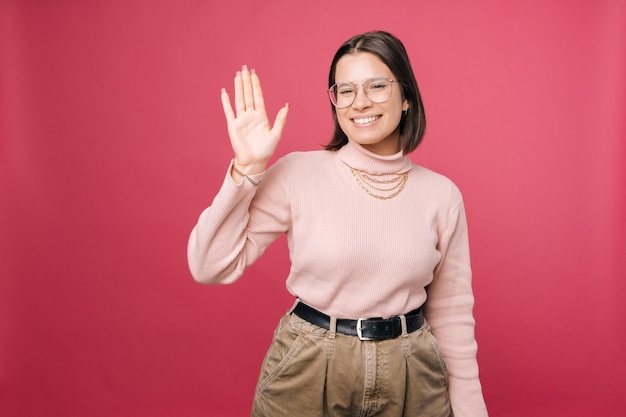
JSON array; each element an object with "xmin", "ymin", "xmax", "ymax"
[
  {"xmin": 3, "ymin": 1, "xmax": 624, "ymax": 417},
  {"xmin": 187, "ymin": 31, "xmax": 488, "ymax": 417}
]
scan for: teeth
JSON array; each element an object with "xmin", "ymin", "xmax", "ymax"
[{"xmin": 353, "ymin": 116, "xmax": 379, "ymax": 124}]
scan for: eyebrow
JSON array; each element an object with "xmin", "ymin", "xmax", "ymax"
[{"xmin": 335, "ymin": 76, "xmax": 391, "ymax": 85}]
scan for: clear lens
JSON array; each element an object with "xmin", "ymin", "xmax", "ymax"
[
  {"xmin": 366, "ymin": 79, "xmax": 392, "ymax": 103},
  {"xmin": 328, "ymin": 78, "xmax": 394, "ymax": 108}
]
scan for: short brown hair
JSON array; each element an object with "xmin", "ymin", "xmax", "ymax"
[{"xmin": 324, "ymin": 31, "xmax": 426, "ymax": 155}]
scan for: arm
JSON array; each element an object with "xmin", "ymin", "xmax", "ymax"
[
  {"xmin": 424, "ymin": 197, "xmax": 489, "ymax": 417},
  {"xmin": 187, "ymin": 66, "xmax": 290, "ymax": 284},
  {"xmin": 187, "ymin": 160, "xmax": 290, "ymax": 283}
]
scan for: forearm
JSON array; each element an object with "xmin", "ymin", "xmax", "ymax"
[
  {"xmin": 187, "ymin": 167, "xmax": 262, "ymax": 284},
  {"xmin": 187, "ymin": 158, "xmax": 289, "ymax": 284}
]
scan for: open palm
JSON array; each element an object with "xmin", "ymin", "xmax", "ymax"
[{"xmin": 221, "ymin": 66, "xmax": 289, "ymax": 172}]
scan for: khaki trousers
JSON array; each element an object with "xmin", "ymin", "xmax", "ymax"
[{"xmin": 251, "ymin": 311, "xmax": 453, "ymax": 417}]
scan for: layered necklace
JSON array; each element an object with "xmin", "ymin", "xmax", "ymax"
[{"xmin": 343, "ymin": 162, "xmax": 411, "ymax": 200}]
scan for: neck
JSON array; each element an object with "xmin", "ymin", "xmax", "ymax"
[{"xmin": 336, "ymin": 140, "xmax": 412, "ymax": 175}]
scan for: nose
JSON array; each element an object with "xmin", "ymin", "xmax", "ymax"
[{"xmin": 351, "ymin": 85, "xmax": 372, "ymax": 109}]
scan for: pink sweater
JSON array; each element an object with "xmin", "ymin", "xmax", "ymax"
[{"xmin": 188, "ymin": 140, "xmax": 488, "ymax": 417}]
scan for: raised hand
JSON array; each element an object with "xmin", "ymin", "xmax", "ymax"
[{"xmin": 221, "ymin": 65, "xmax": 289, "ymax": 176}]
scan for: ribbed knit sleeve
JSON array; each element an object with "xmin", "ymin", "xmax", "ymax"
[
  {"xmin": 423, "ymin": 193, "xmax": 488, "ymax": 417},
  {"xmin": 187, "ymin": 160, "xmax": 289, "ymax": 284}
]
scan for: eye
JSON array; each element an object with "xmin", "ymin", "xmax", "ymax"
[
  {"xmin": 369, "ymin": 81, "xmax": 389, "ymax": 90},
  {"xmin": 337, "ymin": 85, "xmax": 354, "ymax": 95}
]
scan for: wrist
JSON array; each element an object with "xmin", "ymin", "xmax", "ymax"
[
  {"xmin": 232, "ymin": 158, "xmax": 267, "ymax": 176},
  {"xmin": 231, "ymin": 159, "xmax": 266, "ymax": 186}
]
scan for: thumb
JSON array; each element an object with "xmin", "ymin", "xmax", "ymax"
[{"xmin": 270, "ymin": 103, "xmax": 290, "ymax": 138}]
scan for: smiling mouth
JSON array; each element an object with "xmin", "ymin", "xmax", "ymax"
[{"xmin": 352, "ymin": 116, "xmax": 380, "ymax": 125}]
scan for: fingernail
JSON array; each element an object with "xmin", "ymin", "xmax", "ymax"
[
  {"xmin": 242, "ymin": 64, "xmax": 248, "ymax": 71},
  {"xmin": 251, "ymin": 68, "xmax": 256, "ymax": 75}
]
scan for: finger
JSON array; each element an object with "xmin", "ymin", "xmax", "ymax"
[
  {"xmin": 270, "ymin": 103, "xmax": 290, "ymax": 138},
  {"xmin": 241, "ymin": 65, "xmax": 255, "ymax": 110},
  {"xmin": 251, "ymin": 69, "xmax": 265, "ymax": 112},
  {"xmin": 234, "ymin": 70, "xmax": 244, "ymax": 114},
  {"xmin": 220, "ymin": 88, "xmax": 235, "ymax": 122}
]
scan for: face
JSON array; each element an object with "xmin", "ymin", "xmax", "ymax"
[{"xmin": 334, "ymin": 52, "xmax": 408, "ymax": 155}]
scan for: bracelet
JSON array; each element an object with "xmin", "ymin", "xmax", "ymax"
[{"xmin": 232, "ymin": 161, "xmax": 262, "ymax": 187}]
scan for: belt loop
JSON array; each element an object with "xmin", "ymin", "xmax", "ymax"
[
  {"xmin": 399, "ymin": 314, "xmax": 409, "ymax": 338},
  {"xmin": 287, "ymin": 298, "xmax": 300, "ymax": 315},
  {"xmin": 328, "ymin": 316, "xmax": 337, "ymax": 339}
]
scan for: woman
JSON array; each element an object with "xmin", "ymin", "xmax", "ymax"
[{"xmin": 188, "ymin": 31, "xmax": 488, "ymax": 417}]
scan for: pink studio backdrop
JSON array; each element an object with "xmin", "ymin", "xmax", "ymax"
[{"xmin": 1, "ymin": 1, "xmax": 625, "ymax": 416}]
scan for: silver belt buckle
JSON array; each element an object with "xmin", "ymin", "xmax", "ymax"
[{"xmin": 356, "ymin": 318, "xmax": 374, "ymax": 341}]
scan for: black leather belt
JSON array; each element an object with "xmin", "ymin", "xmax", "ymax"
[{"xmin": 292, "ymin": 302, "xmax": 424, "ymax": 341}]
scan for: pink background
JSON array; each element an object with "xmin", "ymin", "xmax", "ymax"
[{"xmin": 1, "ymin": 1, "xmax": 625, "ymax": 416}]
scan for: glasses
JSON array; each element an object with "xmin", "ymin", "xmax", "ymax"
[{"xmin": 328, "ymin": 78, "xmax": 399, "ymax": 109}]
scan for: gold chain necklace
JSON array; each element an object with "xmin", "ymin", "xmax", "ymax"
[{"xmin": 343, "ymin": 162, "xmax": 410, "ymax": 200}]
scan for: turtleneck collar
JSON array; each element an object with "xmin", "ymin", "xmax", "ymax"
[{"xmin": 335, "ymin": 140, "xmax": 413, "ymax": 175}]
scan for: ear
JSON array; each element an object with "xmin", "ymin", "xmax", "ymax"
[{"xmin": 402, "ymin": 99, "xmax": 409, "ymax": 112}]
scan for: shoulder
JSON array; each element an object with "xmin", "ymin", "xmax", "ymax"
[
  {"xmin": 260, "ymin": 150, "xmax": 335, "ymax": 188},
  {"xmin": 270, "ymin": 149, "xmax": 335, "ymax": 172},
  {"xmin": 281, "ymin": 149, "xmax": 334, "ymax": 163},
  {"xmin": 410, "ymin": 163, "xmax": 464, "ymax": 205}
]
